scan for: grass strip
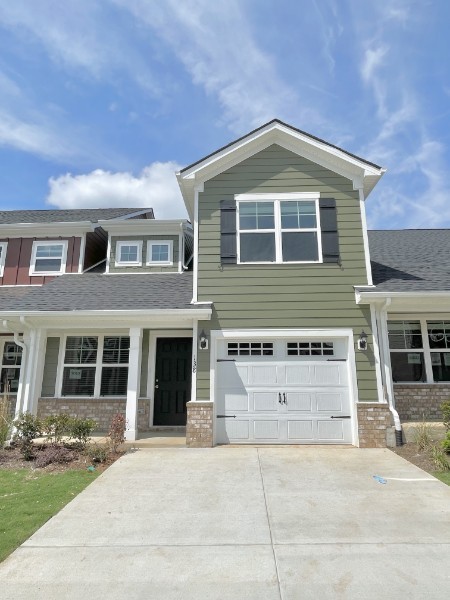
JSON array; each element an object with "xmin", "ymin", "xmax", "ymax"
[
  {"xmin": 0, "ymin": 469, "xmax": 99, "ymax": 562},
  {"xmin": 433, "ymin": 471, "xmax": 450, "ymax": 486}
]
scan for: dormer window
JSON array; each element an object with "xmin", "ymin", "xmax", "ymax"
[
  {"xmin": 115, "ymin": 241, "xmax": 143, "ymax": 266},
  {"xmin": 147, "ymin": 240, "xmax": 173, "ymax": 266},
  {"xmin": 30, "ymin": 241, "xmax": 68, "ymax": 276}
]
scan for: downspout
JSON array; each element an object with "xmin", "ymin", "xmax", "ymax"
[{"xmin": 379, "ymin": 299, "xmax": 403, "ymax": 445}]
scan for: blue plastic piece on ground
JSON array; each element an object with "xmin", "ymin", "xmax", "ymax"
[
  {"xmin": 87, "ymin": 466, "xmax": 96, "ymax": 472},
  {"xmin": 373, "ymin": 474, "xmax": 387, "ymax": 484}
]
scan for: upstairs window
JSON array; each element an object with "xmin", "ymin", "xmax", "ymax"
[
  {"xmin": 115, "ymin": 241, "xmax": 142, "ymax": 266},
  {"xmin": 0, "ymin": 242, "xmax": 7, "ymax": 277},
  {"xmin": 237, "ymin": 195, "xmax": 321, "ymax": 264},
  {"xmin": 30, "ymin": 241, "xmax": 68, "ymax": 276},
  {"xmin": 147, "ymin": 240, "xmax": 173, "ymax": 266}
]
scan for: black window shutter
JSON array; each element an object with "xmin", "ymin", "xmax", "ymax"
[
  {"xmin": 319, "ymin": 198, "xmax": 340, "ymax": 264},
  {"xmin": 220, "ymin": 199, "xmax": 237, "ymax": 264}
]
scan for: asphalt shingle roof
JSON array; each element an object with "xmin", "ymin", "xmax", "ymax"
[
  {"xmin": 0, "ymin": 272, "xmax": 194, "ymax": 312},
  {"xmin": 0, "ymin": 207, "xmax": 153, "ymax": 225},
  {"xmin": 369, "ymin": 230, "xmax": 450, "ymax": 292}
]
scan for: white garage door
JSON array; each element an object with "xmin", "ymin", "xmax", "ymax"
[{"xmin": 215, "ymin": 337, "xmax": 353, "ymax": 444}]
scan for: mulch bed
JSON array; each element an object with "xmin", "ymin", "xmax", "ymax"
[
  {"xmin": 0, "ymin": 444, "xmax": 124, "ymax": 474},
  {"xmin": 390, "ymin": 443, "xmax": 441, "ymax": 474}
]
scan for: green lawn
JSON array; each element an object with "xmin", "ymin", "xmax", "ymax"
[
  {"xmin": 0, "ymin": 469, "xmax": 99, "ymax": 562},
  {"xmin": 434, "ymin": 471, "xmax": 450, "ymax": 486}
]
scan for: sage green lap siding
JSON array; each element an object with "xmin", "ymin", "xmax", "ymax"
[
  {"xmin": 196, "ymin": 144, "xmax": 378, "ymax": 404},
  {"xmin": 109, "ymin": 235, "xmax": 180, "ymax": 273},
  {"xmin": 41, "ymin": 337, "xmax": 60, "ymax": 397}
]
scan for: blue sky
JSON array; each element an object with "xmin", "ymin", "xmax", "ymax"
[{"xmin": 0, "ymin": 0, "xmax": 448, "ymax": 228}]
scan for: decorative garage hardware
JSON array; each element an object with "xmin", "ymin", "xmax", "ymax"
[
  {"xmin": 199, "ymin": 330, "xmax": 209, "ymax": 351},
  {"xmin": 217, "ymin": 358, "xmax": 236, "ymax": 362},
  {"xmin": 327, "ymin": 358, "xmax": 346, "ymax": 362},
  {"xmin": 278, "ymin": 392, "xmax": 287, "ymax": 404},
  {"xmin": 357, "ymin": 331, "xmax": 368, "ymax": 351},
  {"xmin": 217, "ymin": 415, "xmax": 236, "ymax": 418},
  {"xmin": 330, "ymin": 415, "xmax": 351, "ymax": 419},
  {"xmin": 227, "ymin": 342, "xmax": 274, "ymax": 356},
  {"xmin": 286, "ymin": 341, "xmax": 334, "ymax": 356}
]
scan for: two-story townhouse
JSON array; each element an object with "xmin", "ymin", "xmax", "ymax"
[{"xmin": 2, "ymin": 119, "xmax": 448, "ymax": 448}]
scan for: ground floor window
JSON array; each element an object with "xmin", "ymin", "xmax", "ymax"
[
  {"xmin": 0, "ymin": 340, "xmax": 22, "ymax": 393},
  {"xmin": 388, "ymin": 319, "xmax": 450, "ymax": 383},
  {"xmin": 61, "ymin": 335, "xmax": 129, "ymax": 397}
]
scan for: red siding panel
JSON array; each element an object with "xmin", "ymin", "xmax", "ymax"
[
  {"xmin": 3, "ymin": 238, "xmax": 22, "ymax": 285},
  {"xmin": 16, "ymin": 238, "xmax": 33, "ymax": 285}
]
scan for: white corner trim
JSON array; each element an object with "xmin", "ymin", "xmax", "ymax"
[
  {"xmin": 358, "ymin": 188, "xmax": 373, "ymax": 286},
  {"xmin": 0, "ymin": 241, "xmax": 7, "ymax": 277},
  {"xmin": 78, "ymin": 233, "xmax": 86, "ymax": 273},
  {"xmin": 192, "ymin": 183, "xmax": 203, "ymax": 303},
  {"xmin": 370, "ymin": 304, "xmax": 386, "ymax": 403}
]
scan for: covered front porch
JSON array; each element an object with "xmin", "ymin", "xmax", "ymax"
[{"xmin": 3, "ymin": 308, "xmax": 211, "ymax": 442}]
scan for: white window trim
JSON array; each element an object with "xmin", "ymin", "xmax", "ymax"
[
  {"xmin": 115, "ymin": 240, "xmax": 143, "ymax": 267},
  {"xmin": 29, "ymin": 240, "xmax": 68, "ymax": 276},
  {"xmin": 146, "ymin": 240, "xmax": 173, "ymax": 266},
  {"xmin": 0, "ymin": 242, "xmax": 7, "ymax": 277},
  {"xmin": 235, "ymin": 194, "xmax": 322, "ymax": 265},
  {"xmin": 57, "ymin": 334, "xmax": 130, "ymax": 398}
]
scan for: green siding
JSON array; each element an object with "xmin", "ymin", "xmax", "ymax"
[
  {"xmin": 41, "ymin": 337, "xmax": 60, "ymax": 397},
  {"xmin": 140, "ymin": 329, "xmax": 149, "ymax": 397},
  {"xmin": 195, "ymin": 144, "xmax": 378, "ymax": 403},
  {"xmin": 109, "ymin": 235, "xmax": 180, "ymax": 273}
]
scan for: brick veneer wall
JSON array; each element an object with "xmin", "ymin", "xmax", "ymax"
[
  {"xmin": 357, "ymin": 403, "xmax": 392, "ymax": 448},
  {"xmin": 394, "ymin": 384, "xmax": 450, "ymax": 421},
  {"xmin": 186, "ymin": 401, "xmax": 213, "ymax": 448},
  {"xmin": 37, "ymin": 398, "xmax": 152, "ymax": 432}
]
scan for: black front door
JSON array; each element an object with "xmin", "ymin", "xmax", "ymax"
[{"xmin": 153, "ymin": 337, "xmax": 192, "ymax": 426}]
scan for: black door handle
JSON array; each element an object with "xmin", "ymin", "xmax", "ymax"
[
  {"xmin": 278, "ymin": 393, "xmax": 283, "ymax": 404},
  {"xmin": 283, "ymin": 393, "xmax": 287, "ymax": 405}
]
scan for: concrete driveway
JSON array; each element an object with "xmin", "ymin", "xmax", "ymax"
[{"xmin": 1, "ymin": 447, "xmax": 450, "ymax": 599}]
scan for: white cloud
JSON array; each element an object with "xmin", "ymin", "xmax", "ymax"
[
  {"xmin": 361, "ymin": 46, "xmax": 388, "ymax": 83},
  {"xmin": 111, "ymin": 0, "xmax": 324, "ymax": 134},
  {"xmin": 46, "ymin": 162, "xmax": 187, "ymax": 219}
]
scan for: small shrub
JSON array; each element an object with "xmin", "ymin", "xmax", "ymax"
[
  {"xmin": 108, "ymin": 413, "xmax": 126, "ymax": 453},
  {"xmin": 68, "ymin": 417, "xmax": 96, "ymax": 446},
  {"xmin": 430, "ymin": 444, "xmax": 450, "ymax": 471},
  {"xmin": 0, "ymin": 394, "xmax": 12, "ymax": 447},
  {"xmin": 85, "ymin": 442, "xmax": 109, "ymax": 464},
  {"xmin": 34, "ymin": 445, "xmax": 76, "ymax": 468},
  {"xmin": 413, "ymin": 419, "xmax": 433, "ymax": 451},
  {"xmin": 441, "ymin": 401, "xmax": 450, "ymax": 432},
  {"xmin": 13, "ymin": 413, "xmax": 42, "ymax": 460},
  {"xmin": 441, "ymin": 432, "xmax": 450, "ymax": 454},
  {"xmin": 42, "ymin": 414, "xmax": 71, "ymax": 444}
]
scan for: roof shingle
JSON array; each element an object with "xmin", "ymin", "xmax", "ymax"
[{"xmin": 0, "ymin": 207, "xmax": 153, "ymax": 225}]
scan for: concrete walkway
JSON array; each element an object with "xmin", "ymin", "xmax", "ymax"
[{"xmin": 1, "ymin": 447, "xmax": 450, "ymax": 599}]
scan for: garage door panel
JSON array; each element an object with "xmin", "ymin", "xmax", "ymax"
[
  {"xmin": 317, "ymin": 420, "xmax": 346, "ymax": 441},
  {"xmin": 253, "ymin": 392, "xmax": 279, "ymax": 412},
  {"xmin": 285, "ymin": 392, "xmax": 312, "ymax": 412},
  {"xmin": 218, "ymin": 363, "xmax": 249, "ymax": 386},
  {"xmin": 219, "ymin": 391, "xmax": 249, "ymax": 412},
  {"xmin": 285, "ymin": 365, "xmax": 311, "ymax": 385},
  {"xmin": 254, "ymin": 420, "xmax": 279, "ymax": 439},
  {"xmin": 313, "ymin": 365, "xmax": 341, "ymax": 385},
  {"xmin": 223, "ymin": 419, "xmax": 250, "ymax": 440},
  {"xmin": 287, "ymin": 420, "xmax": 314, "ymax": 440},
  {"xmin": 249, "ymin": 365, "xmax": 278, "ymax": 385},
  {"xmin": 316, "ymin": 392, "xmax": 344, "ymax": 412}
]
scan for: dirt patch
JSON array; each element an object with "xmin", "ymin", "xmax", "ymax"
[
  {"xmin": 390, "ymin": 443, "xmax": 439, "ymax": 474},
  {"xmin": 0, "ymin": 443, "xmax": 124, "ymax": 474}
]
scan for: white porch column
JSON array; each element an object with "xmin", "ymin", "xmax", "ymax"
[
  {"xmin": 21, "ymin": 329, "xmax": 47, "ymax": 415},
  {"xmin": 125, "ymin": 327, "xmax": 143, "ymax": 441}
]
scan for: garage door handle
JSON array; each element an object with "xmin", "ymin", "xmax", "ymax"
[
  {"xmin": 327, "ymin": 359, "xmax": 346, "ymax": 362},
  {"xmin": 217, "ymin": 415, "xmax": 236, "ymax": 419},
  {"xmin": 330, "ymin": 415, "xmax": 351, "ymax": 419}
]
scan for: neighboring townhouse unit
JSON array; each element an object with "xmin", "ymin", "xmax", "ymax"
[{"xmin": 1, "ymin": 120, "xmax": 448, "ymax": 448}]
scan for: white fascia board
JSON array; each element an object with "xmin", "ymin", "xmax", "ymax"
[
  {"xmin": 177, "ymin": 123, "xmax": 385, "ymax": 215},
  {"xmin": 0, "ymin": 222, "xmax": 94, "ymax": 237},
  {"xmin": 0, "ymin": 308, "xmax": 212, "ymax": 319},
  {"xmin": 355, "ymin": 289, "xmax": 450, "ymax": 311},
  {"xmin": 98, "ymin": 219, "xmax": 191, "ymax": 236}
]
